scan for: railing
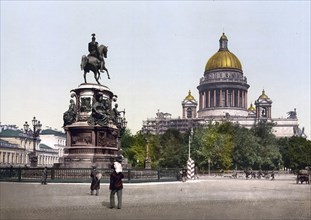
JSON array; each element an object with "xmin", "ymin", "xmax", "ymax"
[{"xmin": 0, "ymin": 167, "xmax": 179, "ymax": 183}]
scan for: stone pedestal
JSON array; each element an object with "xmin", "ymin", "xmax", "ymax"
[
  {"xmin": 144, "ymin": 158, "xmax": 151, "ymax": 169},
  {"xmin": 28, "ymin": 152, "xmax": 38, "ymax": 167},
  {"xmin": 60, "ymin": 83, "xmax": 126, "ymax": 168}
]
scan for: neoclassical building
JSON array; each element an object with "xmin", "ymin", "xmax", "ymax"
[
  {"xmin": 142, "ymin": 33, "xmax": 305, "ymax": 138},
  {"xmin": 0, "ymin": 125, "xmax": 65, "ymax": 167}
]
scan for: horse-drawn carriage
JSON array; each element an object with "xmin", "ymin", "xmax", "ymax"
[{"xmin": 296, "ymin": 169, "xmax": 310, "ymax": 184}]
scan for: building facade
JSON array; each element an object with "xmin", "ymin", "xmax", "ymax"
[
  {"xmin": 0, "ymin": 125, "xmax": 65, "ymax": 167},
  {"xmin": 141, "ymin": 33, "xmax": 305, "ymax": 138}
]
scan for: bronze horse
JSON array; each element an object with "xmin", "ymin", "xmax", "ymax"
[{"xmin": 81, "ymin": 45, "xmax": 110, "ymax": 84}]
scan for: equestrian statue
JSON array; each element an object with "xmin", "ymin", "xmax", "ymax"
[{"xmin": 81, "ymin": 33, "xmax": 110, "ymax": 84}]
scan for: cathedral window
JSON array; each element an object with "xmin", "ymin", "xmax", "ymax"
[{"xmin": 187, "ymin": 107, "xmax": 192, "ymax": 118}]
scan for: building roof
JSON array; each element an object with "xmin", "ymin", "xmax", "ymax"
[
  {"xmin": 205, "ymin": 33, "xmax": 242, "ymax": 72},
  {"xmin": 41, "ymin": 129, "xmax": 65, "ymax": 137},
  {"xmin": 0, "ymin": 129, "xmax": 25, "ymax": 137},
  {"xmin": 39, "ymin": 143, "xmax": 54, "ymax": 150}
]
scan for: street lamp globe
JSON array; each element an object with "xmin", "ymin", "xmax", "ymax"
[{"xmin": 23, "ymin": 121, "xmax": 29, "ymax": 132}]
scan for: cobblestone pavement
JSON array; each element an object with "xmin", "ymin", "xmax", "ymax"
[{"xmin": 0, "ymin": 175, "xmax": 310, "ymax": 220}]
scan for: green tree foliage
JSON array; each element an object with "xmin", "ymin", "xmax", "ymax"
[
  {"xmin": 278, "ymin": 136, "xmax": 311, "ymax": 170},
  {"xmin": 250, "ymin": 122, "xmax": 282, "ymax": 170},
  {"xmin": 124, "ymin": 132, "xmax": 145, "ymax": 168},
  {"xmin": 193, "ymin": 122, "xmax": 234, "ymax": 170},
  {"xmin": 157, "ymin": 129, "xmax": 187, "ymax": 168},
  {"xmin": 120, "ymin": 128, "xmax": 134, "ymax": 158},
  {"xmin": 123, "ymin": 121, "xmax": 309, "ymax": 171},
  {"xmin": 232, "ymin": 126, "xmax": 260, "ymax": 170}
]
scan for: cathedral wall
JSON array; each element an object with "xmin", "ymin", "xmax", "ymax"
[{"xmin": 198, "ymin": 108, "xmax": 249, "ymax": 118}]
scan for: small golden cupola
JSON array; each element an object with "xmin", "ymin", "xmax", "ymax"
[
  {"xmin": 248, "ymin": 103, "xmax": 256, "ymax": 112},
  {"xmin": 182, "ymin": 90, "xmax": 197, "ymax": 119},
  {"xmin": 205, "ymin": 33, "xmax": 242, "ymax": 72},
  {"xmin": 258, "ymin": 89, "xmax": 269, "ymax": 100},
  {"xmin": 184, "ymin": 90, "xmax": 195, "ymax": 101}
]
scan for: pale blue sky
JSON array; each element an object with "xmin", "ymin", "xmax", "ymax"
[{"xmin": 1, "ymin": 1, "xmax": 310, "ymax": 138}]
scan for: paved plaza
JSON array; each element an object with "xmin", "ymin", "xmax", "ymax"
[{"xmin": 0, "ymin": 175, "xmax": 310, "ymax": 220}]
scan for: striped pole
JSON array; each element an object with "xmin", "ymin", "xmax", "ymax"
[{"xmin": 187, "ymin": 158, "xmax": 195, "ymax": 180}]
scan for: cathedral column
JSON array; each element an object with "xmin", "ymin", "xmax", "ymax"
[
  {"xmin": 220, "ymin": 89, "xmax": 223, "ymax": 107},
  {"xmin": 243, "ymin": 91, "xmax": 246, "ymax": 108},
  {"xmin": 208, "ymin": 90, "xmax": 210, "ymax": 108},
  {"xmin": 213, "ymin": 89, "xmax": 216, "ymax": 107},
  {"xmin": 245, "ymin": 91, "xmax": 248, "ymax": 109},
  {"xmin": 203, "ymin": 91, "xmax": 206, "ymax": 109},
  {"xmin": 226, "ymin": 89, "xmax": 229, "ymax": 107},
  {"xmin": 238, "ymin": 89, "xmax": 243, "ymax": 108},
  {"xmin": 232, "ymin": 89, "xmax": 235, "ymax": 107}
]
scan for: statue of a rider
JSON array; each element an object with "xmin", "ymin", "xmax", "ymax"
[{"xmin": 88, "ymin": 33, "xmax": 105, "ymax": 73}]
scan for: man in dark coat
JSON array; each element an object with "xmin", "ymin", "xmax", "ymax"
[
  {"xmin": 90, "ymin": 166, "xmax": 100, "ymax": 196},
  {"xmin": 109, "ymin": 163, "xmax": 124, "ymax": 209},
  {"xmin": 41, "ymin": 167, "xmax": 48, "ymax": 185}
]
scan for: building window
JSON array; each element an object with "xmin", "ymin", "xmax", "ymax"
[{"xmin": 187, "ymin": 107, "xmax": 192, "ymax": 118}]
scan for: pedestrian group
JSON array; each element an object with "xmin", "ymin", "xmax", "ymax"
[{"xmin": 89, "ymin": 156, "xmax": 124, "ymax": 209}]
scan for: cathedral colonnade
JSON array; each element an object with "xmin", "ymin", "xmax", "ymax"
[{"xmin": 199, "ymin": 88, "xmax": 248, "ymax": 109}]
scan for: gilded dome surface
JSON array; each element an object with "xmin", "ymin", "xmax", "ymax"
[
  {"xmin": 248, "ymin": 103, "xmax": 256, "ymax": 111},
  {"xmin": 185, "ymin": 90, "xmax": 195, "ymax": 101},
  {"xmin": 258, "ymin": 90, "xmax": 269, "ymax": 99},
  {"xmin": 205, "ymin": 33, "xmax": 242, "ymax": 72}
]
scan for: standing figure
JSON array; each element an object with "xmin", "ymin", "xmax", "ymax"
[
  {"xmin": 181, "ymin": 167, "xmax": 187, "ymax": 182},
  {"xmin": 41, "ymin": 167, "xmax": 48, "ymax": 185},
  {"xmin": 90, "ymin": 166, "xmax": 101, "ymax": 196},
  {"xmin": 271, "ymin": 170, "xmax": 275, "ymax": 180},
  {"xmin": 194, "ymin": 166, "xmax": 199, "ymax": 180},
  {"xmin": 109, "ymin": 161, "xmax": 124, "ymax": 209}
]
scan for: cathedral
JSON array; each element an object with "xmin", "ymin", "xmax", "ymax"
[{"xmin": 142, "ymin": 33, "xmax": 305, "ymax": 138}]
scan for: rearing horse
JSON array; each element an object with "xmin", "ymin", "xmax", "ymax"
[{"xmin": 80, "ymin": 45, "xmax": 110, "ymax": 84}]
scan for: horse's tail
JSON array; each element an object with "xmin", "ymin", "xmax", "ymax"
[{"xmin": 81, "ymin": 55, "xmax": 88, "ymax": 70}]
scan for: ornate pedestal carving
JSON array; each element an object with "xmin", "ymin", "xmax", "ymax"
[{"xmin": 60, "ymin": 83, "xmax": 126, "ymax": 168}]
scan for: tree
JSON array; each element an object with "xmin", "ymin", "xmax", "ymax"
[
  {"xmin": 158, "ymin": 129, "xmax": 187, "ymax": 168},
  {"xmin": 278, "ymin": 136, "xmax": 311, "ymax": 170},
  {"xmin": 232, "ymin": 126, "xmax": 260, "ymax": 170},
  {"xmin": 251, "ymin": 122, "xmax": 282, "ymax": 170},
  {"xmin": 124, "ymin": 132, "xmax": 145, "ymax": 168},
  {"xmin": 120, "ymin": 128, "xmax": 134, "ymax": 158},
  {"xmin": 194, "ymin": 123, "xmax": 234, "ymax": 170}
]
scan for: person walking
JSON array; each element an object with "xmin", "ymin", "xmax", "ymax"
[
  {"xmin": 41, "ymin": 167, "xmax": 48, "ymax": 185},
  {"xmin": 90, "ymin": 166, "xmax": 101, "ymax": 196},
  {"xmin": 109, "ymin": 162, "xmax": 124, "ymax": 209}
]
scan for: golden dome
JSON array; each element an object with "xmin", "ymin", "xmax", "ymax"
[
  {"xmin": 259, "ymin": 90, "xmax": 269, "ymax": 99},
  {"xmin": 248, "ymin": 103, "xmax": 256, "ymax": 111},
  {"xmin": 184, "ymin": 90, "xmax": 195, "ymax": 101},
  {"xmin": 205, "ymin": 33, "xmax": 242, "ymax": 72}
]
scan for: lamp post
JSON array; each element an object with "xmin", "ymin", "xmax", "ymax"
[
  {"xmin": 23, "ymin": 116, "xmax": 42, "ymax": 167},
  {"xmin": 144, "ymin": 138, "xmax": 151, "ymax": 169},
  {"xmin": 116, "ymin": 109, "xmax": 127, "ymax": 163},
  {"xmin": 188, "ymin": 128, "xmax": 193, "ymax": 159}
]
